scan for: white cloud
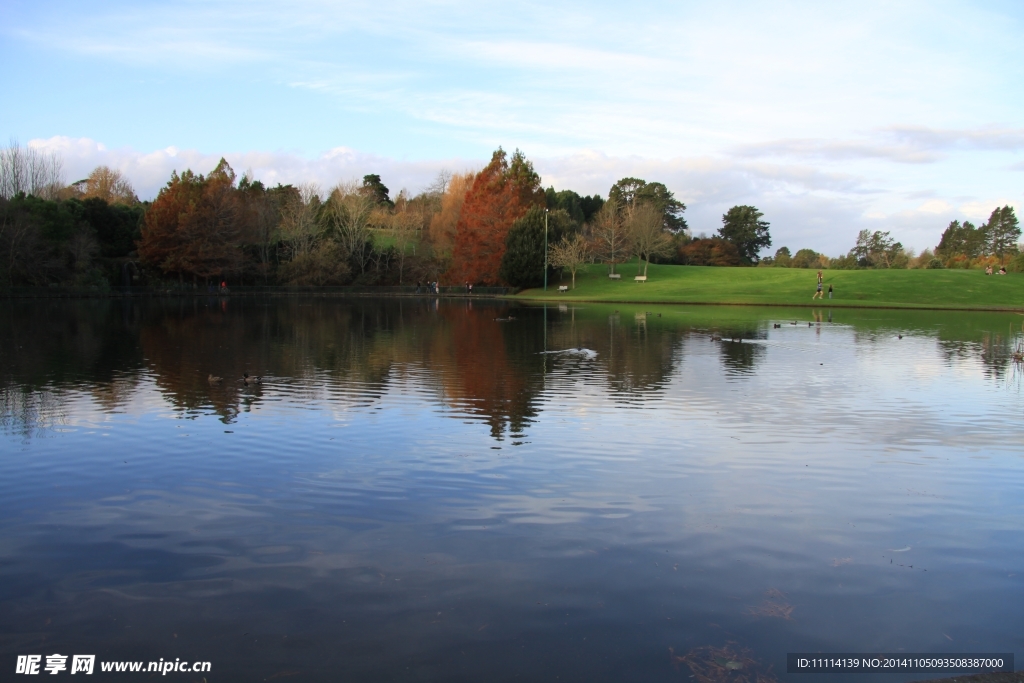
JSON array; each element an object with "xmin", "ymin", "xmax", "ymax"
[
  {"xmin": 916, "ymin": 200, "xmax": 953, "ymax": 214},
  {"xmin": 28, "ymin": 136, "xmax": 475, "ymax": 203}
]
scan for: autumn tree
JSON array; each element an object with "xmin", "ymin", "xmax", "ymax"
[
  {"xmin": 548, "ymin": 232, "xmax": 589, "ymax": 289},
  {"xmin": 627, "ymin": 202, "xmax": 674, "ymax": 276},
  {"xmin": 74, "ymin": 166, "xmax": 138, "ymax": 205},
  {"xmin": 138, "ymin": 158, "xmax": 243, "ymax": 284},
  {"xmin": 448, "ymin": 148, "xmax": 544, "ymax": 285},
  {"xmin": 677, "ymin": 237, "xmax": 742, "ymax": 266},
  {"xmin": 427, "ymin": 171, "xmax": 474, "ymax": 258}
]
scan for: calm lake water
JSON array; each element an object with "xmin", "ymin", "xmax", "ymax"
[{"xmin": 2, "ymin": 297, "xmax": 1023, "ymax": 682}]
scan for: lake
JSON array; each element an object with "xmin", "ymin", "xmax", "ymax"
[{"xmin": 1, "ymin": 296, "xmax": 1022, "ymax": 682}]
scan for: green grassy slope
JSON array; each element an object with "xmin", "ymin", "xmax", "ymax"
[{"xmin": 517, "ymin": 261, "xmax": 1024, "ymax": 310}]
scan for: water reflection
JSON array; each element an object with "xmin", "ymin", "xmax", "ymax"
[
  {"xmin": 716, "ymin": 335, "xmax": 767, "ymax": 376},
  {"xmin": 0, "ymin": 385, "xmax": 70, "ymax": 437},
  {"xmin": 2, "ymin": 297, "xmax": 1024, "ymax": 682},
  {"xmin": 3, "ymin": 298, "xmax": 1024, "ymax": 438}
]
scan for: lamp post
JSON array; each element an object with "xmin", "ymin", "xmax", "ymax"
[{"xmin": 543, "ymin": 208, "xmax": 549, "ymax": 291}]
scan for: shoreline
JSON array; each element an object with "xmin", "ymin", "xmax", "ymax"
[
  {"xmin": 513, "ymin": 295, "xmax": 1024, "ymax": 313},
  {"xmin": 2, "ymin": 288, "xmax": 1023, "ymax": 313}
]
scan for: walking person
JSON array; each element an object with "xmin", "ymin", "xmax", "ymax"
[{"xmin": 828, "ymin": 283, "xmax": 833, "ymax": 299}]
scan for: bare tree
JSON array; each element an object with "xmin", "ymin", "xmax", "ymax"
[
  {"xmin": 590, "ymin": 197, "xmax": 629, "ymax": 275},
  {"xmin": 323, "ymin": 183, "xmax": 375, "ymax": 274},
  {"xmin": 627, "ymin": 202, "xmax": 674, "ymax": 277},
  {"xmin": 389, "ymin": 194, "xmax": 420, "ymax": 284},
  {"xmin": 279, "ymin": 183, "xmax": 321, "ymax": 260},
  {"xmin": 548, "ymin": 233, "xmax": 589, "ymax": 289},
  {"xmin": 427, "ymin": 169, "xmax": 453, "ymax": 197},
  {"xmin": 0, "ymin": 140, "xmax": 65, "ymax": 200}
]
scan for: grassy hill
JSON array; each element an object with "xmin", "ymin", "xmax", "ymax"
[{"xmin": 517, "ymin": 261, "xmax": 1024, "ymax": 310}]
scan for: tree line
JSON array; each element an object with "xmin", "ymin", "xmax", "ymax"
[
  {"xmin": 760, "ymin": 206, "xmax": 1021, "ymax": 272},
  {"xmin": 3, "ymin": 139, "xmax": 1020, "ymax": 289},
  {"xmin": 0, "ymin": 143, "xmax": 769, "ymax": 289}
]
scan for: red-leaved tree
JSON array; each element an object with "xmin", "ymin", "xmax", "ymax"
[
  {"xmin": 447, "ymin": 148, "xmax": 543, "ymax": 285},
  {"xmin": 139, "ymin": 159, "xmax": 242, "ymax": 283}
]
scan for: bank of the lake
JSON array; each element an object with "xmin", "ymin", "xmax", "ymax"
[{"xmin": 518, "ymin": 262, "xmax": 1024, "ymax": 311}]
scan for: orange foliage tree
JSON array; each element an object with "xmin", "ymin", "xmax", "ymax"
[
  {"xmin": 447, "ymin": 148, "xmax": 543, "ymax": 285},
  {"xmin": 138, "ymin": 159, "xmax": 243, "ymax": 283},
  {"xmin": 427, "ymin": 172, "xmax": 474, "ymax": 258},
  {"xmin": 677, "ymin": 237, "xmax": 742, "ymax": 266}
]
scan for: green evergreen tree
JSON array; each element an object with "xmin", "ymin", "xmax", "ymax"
[
  {"xmin": 360, "ymin": 174, "xmax": 393, "ymax": 208},
  {"xmin": 718, "ymin": 205, "xmax": 771, "ymax": 264},
  {"xmin": 544, "ymin": 187, "xmax": 604, "ymax": 225},
  {"xmin": 498, "ymin": 206, "xmax": 574, "ymax": 288},
  {"xmin": 987, "ymin": 205, "xmax": 1020, "ymax": 263}
]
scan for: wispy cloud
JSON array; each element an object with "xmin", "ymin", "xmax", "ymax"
[
  {"xmin": 887, "ymin": 125, "xmax": 1024, "ymax": 152},
  {"xmin": 5, "ymin": 1, "xmax": 1024, "ymax": 256},
  {"xmin": 732, "ymin": 138, "xmax": 941, "ymax": 164},
  {"xmin": 732, "ymin": 126, "xmax": 1024, "ymax": 164}
]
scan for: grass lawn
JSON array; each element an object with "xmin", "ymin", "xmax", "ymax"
[{"xmin": 516, "ymin": 261, "xmax": 1024, "ymax": 310}]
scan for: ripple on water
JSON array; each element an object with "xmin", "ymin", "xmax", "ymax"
[{"xmin": 1, "ymin": 299, "xmax": 1023, "ymax": 680}]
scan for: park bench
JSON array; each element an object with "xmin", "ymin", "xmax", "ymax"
[
  {"xmin": 558, "ymin": 285, "xmax": 569, "ymax": 292},
  {"xmin": 634, "ymin": 276, "xmax": 647, "ymax": 283},
  {"xmin": 608, "ymin": 273, "xmax": 621, "ymax": 280}
]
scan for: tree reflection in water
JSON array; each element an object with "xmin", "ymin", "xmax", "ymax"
[{"xmin": 2, "ymin": 298, "xmax": 1023, "ymax": 438}]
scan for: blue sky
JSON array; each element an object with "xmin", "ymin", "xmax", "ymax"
[{"xmin": 2, "ymin": 0, "xmax": 1022, "ymax": 254}]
